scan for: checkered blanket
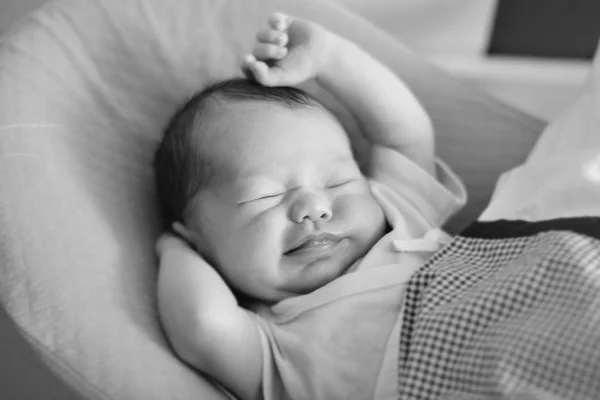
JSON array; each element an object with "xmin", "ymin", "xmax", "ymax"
[{"xmin": 397, "ymin": 219, "xmax": 600, "ymax": 400}]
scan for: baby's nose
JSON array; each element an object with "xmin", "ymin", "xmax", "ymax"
[{"xmin": 288, "ymin": 189, "xmax": 332, "ymax": 223}]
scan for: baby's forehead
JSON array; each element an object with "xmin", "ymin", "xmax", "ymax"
[
  {"xmin": 192, "ymin": 99, "xmax": 355, "ymax": 179},
  {"xmin": 193, "ymin": 97, "xmax": 346, "ymax": 145}
]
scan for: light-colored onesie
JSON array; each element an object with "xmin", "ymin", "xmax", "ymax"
[{"xmin": 248, "ymin": 145, "xmax": 467, "ymax": 400}]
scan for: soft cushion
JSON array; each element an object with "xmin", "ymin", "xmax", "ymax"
[
  {"xmin": 0, "ymin": 0, "xmax": 544, "ymax": 398},
  {"xmin": 479, "ymin": 42, "xmax": 600, "ymax": 222}
]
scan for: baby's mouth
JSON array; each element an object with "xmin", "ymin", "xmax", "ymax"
[{"xmin": 284, "ymin": 233, "xmax": 343, "ymax": 257}]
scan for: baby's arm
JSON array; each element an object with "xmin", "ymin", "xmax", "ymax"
[
  {"xmin": 156, "ymin": 234, "xmax": 262, "ymax": 400},
  {"xmin": 318, "ymin": 35, "xmax": 435, "ymax": 176},
  {"xmin": 244, "ymin": 13, "xmax": 435, "ymax": 176}
]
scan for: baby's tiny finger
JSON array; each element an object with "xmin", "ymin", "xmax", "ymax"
[
  {"xmin": 256, "ymin": 28, "xmax": 288, "ymax": 46},
  {"xmin": 268, "ymin": 12, "xmax": 289, "ymax": 32},
  {"xmin": 252, "ymin": 43, "xmax": 288, "ymax": 61},
  {"xmin": 247, "ymin": 60, "xmax": 271, "ymax": 84},
  {"xmin": 278, "ymin": 32, "xmax": 289, "ymax": 47},
  {"xmin": 241, "ymin": 54, "xmax": 256, "ymax": 75}
]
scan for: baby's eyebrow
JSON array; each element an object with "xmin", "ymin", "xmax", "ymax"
[
  {"xmin": 232, "ymin": 176, "xmax": 282, "ymax": 191},
  {"xmin": 234, "ymin": 167, "xmax": 282, "ymax": 182},
  {"xmin": 340, "ymin": 154, "xmax": 358, "ymax": 163},
  {"xmin": 331, "ymin": 155, "xmax": 361, "ymax": 169}
]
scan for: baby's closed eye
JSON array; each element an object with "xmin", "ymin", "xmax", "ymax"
[
  {"xmin": 259, "ymin": 193, "xmax": 285, "ymax": 199},
  {"xmin": 326, "ymin": 178, "xmax": 356, "ymax": 189},
  {"xmin": 325, "ymin": 168, "xmax": 365, "ymax": 189},
  {"xmin": 238, "ymin": 191, "xmax": 285, "ymax": 206}
]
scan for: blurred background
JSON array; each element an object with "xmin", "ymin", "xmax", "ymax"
[{"xmin": 1, "ymin": 0, "xmax": 598, "ymax": 121}]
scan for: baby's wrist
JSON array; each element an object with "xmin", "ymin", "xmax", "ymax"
[
  {"xmin": 312, "ymin": 29, "xmax": 342, "ymax": 81},
  {"xmin": 315, "ymin": 33, "xmax": 356, "ymax": 85}
]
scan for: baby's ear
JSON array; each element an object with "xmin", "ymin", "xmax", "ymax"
[
  {"xmin": 172, "ymin": 222, "xmax": 193, "ymax": 243},
  {"xmin": 172, "ymin": 222, "xmax": 209, "ymax": 256}
]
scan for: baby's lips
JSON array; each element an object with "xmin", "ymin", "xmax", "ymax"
[{"xmin": 284, "ymin": 232, "xmax": 342, "ymax": 254}]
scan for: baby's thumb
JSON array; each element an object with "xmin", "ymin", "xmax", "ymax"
[{"xmin": 243, "ymin": 55, "xmax": 287, "ymax": 87}]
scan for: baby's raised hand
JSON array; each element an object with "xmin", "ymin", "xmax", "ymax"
[{"xmin": 243, "ymin": 12, "xmax": 333, "ymax": 87}]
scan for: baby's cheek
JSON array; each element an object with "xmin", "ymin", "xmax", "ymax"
[
  {"xmin": 217, "ymin": 232, "xmax": 280, "ymax": 298},
  {"xmin": 242, "ymin": 208, "xmax": 289, "ymax": 256},
  {"xmin": 361, "ymin": 195, "xmax": 387, "ymax": 236},
  {"xmin": 335, "ymin": 193, "xmax": 385, "ymax": 230}
]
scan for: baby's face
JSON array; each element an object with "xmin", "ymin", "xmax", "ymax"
[{"xmin": 185, "ymin": 101, "xmax": 386, "ymax": 303}]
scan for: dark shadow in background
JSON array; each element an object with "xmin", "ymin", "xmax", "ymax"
[
  {"xmin": 489, "ymin": 0, "xmax": 600, "ymax": 59},
  {"xmin": 0, "ymin": 304, "xmax": 83, "ymax": 399}
]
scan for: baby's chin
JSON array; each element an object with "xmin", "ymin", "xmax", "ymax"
[
  {"xmin": 268, "ymin": 238, "xmax": 362, "ymax": 300},
  {"xmin": 238, "ymin": 237, "xmax": 375, "ymax": 308},
  {"xmin": 242, "ymin": 261, "xmax": 356, "ymax": 309}
]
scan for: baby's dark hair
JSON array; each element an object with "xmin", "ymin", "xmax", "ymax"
[{"xmin": 153, "ymin": 78, "xmax": 322, "ymax": 226}]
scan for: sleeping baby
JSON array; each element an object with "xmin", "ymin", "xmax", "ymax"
[{"xmin": 153, "ymin": 12, "xmax": 466, "ymax": 400}]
